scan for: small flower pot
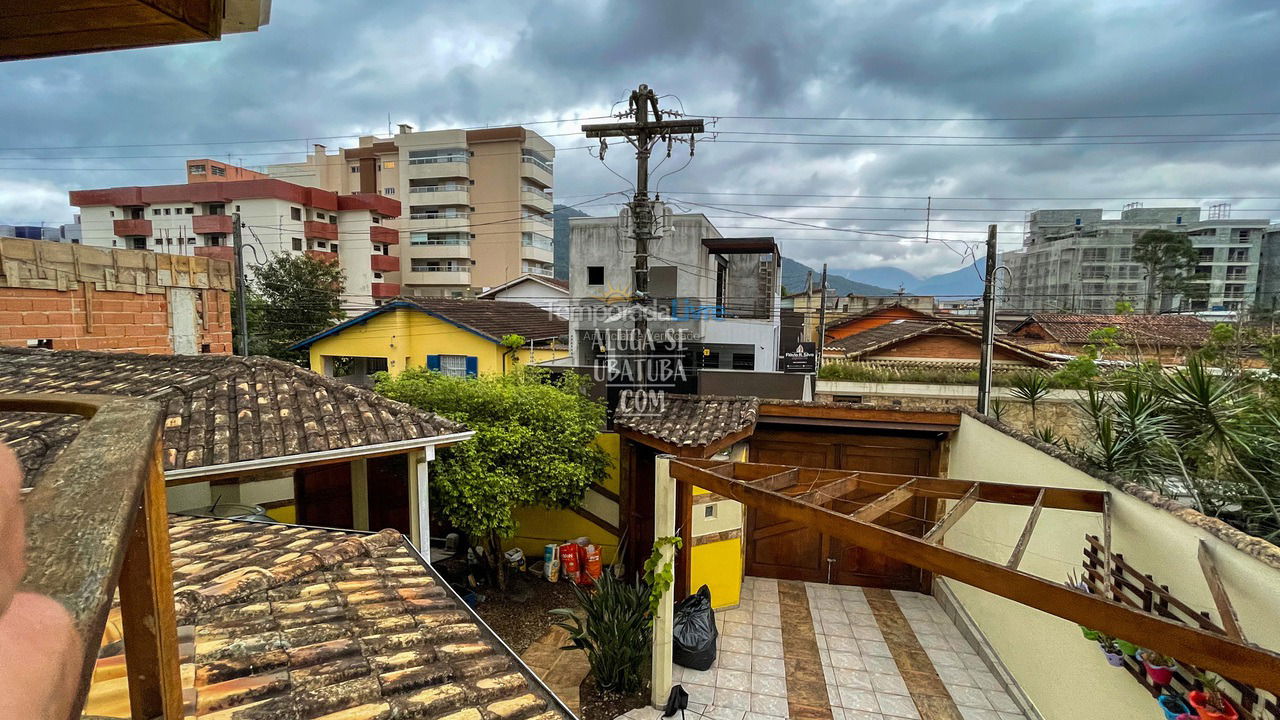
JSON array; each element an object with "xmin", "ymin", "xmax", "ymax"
[
  {"xmin": 1188, "ymin": 691, "xmax": 1238, "ymax": 720},
  {"xmin": 1157, "ymin": 694, "xmax": 1193, "ymax": 720},
  {"xmin": 1139, "ymin": 650, "xmax": 1177, "ymax": 685},
  {"xmin": 1102, "ymin": 647, "xmax": 1126, "ymax": 667}
]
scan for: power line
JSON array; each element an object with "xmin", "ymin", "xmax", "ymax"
[{"xmin": 699, "ymin": 110, "xmax": 1280, "ymax": 122}]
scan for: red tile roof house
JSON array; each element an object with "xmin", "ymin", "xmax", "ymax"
[
  {"xmin": 0, "ymin": 347, "xmax": 473, "ymax": 546},
  {"xmin": 1006, "ymin": 313, "xmax": 1213, "ymax": 365}
]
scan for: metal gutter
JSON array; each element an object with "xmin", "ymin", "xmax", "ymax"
[{"xmin": 163, "ymin": 430, "xmax": 475, "ymax": 481}]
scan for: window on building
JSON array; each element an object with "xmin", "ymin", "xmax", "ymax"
[
  {"xmin": 163, "ymin": 208, "xmax": 171, "ymax": 215},
  {"xmin": 1228, "ymin": 248, "xmax": 1249, "ymax": 262},
  {"xmin": 1116, "ymin": 247, "xmax": 1132, "ymax": 261},
  {"xmin": 731, "ymin": 353, "xmax": 755, "ymax": 370},
  {"xmin": 700, "ymin": 351, "xmax": 720, "ymax": 368},
  {"xmin": 1176, "ymin": 215, "xmax": 1183, "ymax": 225},
  {"xmin": 1081, "ymin": 248, "xmax": 1108, "ymax": 262},
  {"xmin": 703, "ymin": 505, "xmax": 717, "ymax": 519},
  {"xmin": 373, "ymin": 272, "xmax": 383, "ymax": 280},
  {"xmin": 291, "ymin": 207, "xmax": 302, "ymax": 221},
  {"xmin": 292, "ymin": 238, "xmax": 303, "ymax": 251},
  {"xmin": 26, "ymin": 339, "xmax": 53, "ymax": 349},
  {"xmin": 189, "ymin": 164, "xmax": 206, "ymax": 174},
  {"xmin": 210, "ymin": 237, "xmax": 221, "ymax": 246},
  {"xmin": 385, "ymin": 187, "xmax": 396, "ymax": 195},
  {"xmin": 587, "ymin": 266, "xmax": 605, "ymax": 285},
  {"xmin": 154, "ymin": 238, "xmax": 163, "ymax": 246},
  {"xmin": 211, "ymin": 166, "xmax": 226, "ymax": 176},
  {"xmin": 350, "ymin": 165, "xmax": 359, "ymax": 173},
  {"xmin": 208, "ymin": 203, "xmax": 225, "ymax": 215},
  {"xmin": 439, "ymin": 355, "xmax": 469, "ymax": 377},
  {"xmin": 1198, "ymin": 248, "xmax": 1215, "ymax": 262},
  {"xmin": 131, "ymin": 238, "xmax": 146, "ymax": 249},
  {"xmin": 152, "ymin": 209, "xmax": 161, "ymax": 216},
  {"xmin": 187, "ymin": 238, "xmax": 196, "ymax": 244},
  {"xmin": 384, "ymin": 160, "xmax": 396, "ymax": 169},
  {"xmin": 1236, "ymin": 229, "xmax": 1251, "ymax": 241},
  {"xmin": 200, "ymin": 343, "xmax": 212, "ymax": 354}
]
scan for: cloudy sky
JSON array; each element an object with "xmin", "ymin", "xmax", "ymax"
[{"xmin": 4, "ymin": 0, "xmax": 1280, "ymax": 278}]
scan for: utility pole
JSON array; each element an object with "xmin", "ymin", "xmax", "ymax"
[
  {"xmin": 977, "ymin": 224, "xmax": 998, "ymax": 414},
  {"xmin": 232, "ymin": 212, "xmax": 250, "ymax": 356},
  {"xmin": 583, "ymin": 85, "xmax": 705, "ymax": 396},
  {"xmin": 816, "ymin": 263, "xmax": 828, "ymax": 374}
]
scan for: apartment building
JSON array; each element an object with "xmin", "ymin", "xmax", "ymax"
[
  {"xmin": 69, "ymin": 174, "xmax": 400, "ymax": 309},
  {"xmin": 1000, "ymin": 205, "xmax": 1271, "ymax": 314},
  {"xmin": 568, "ymin": 207, "xmax": 781, "ymax": 371},
  {"xmin": 266, "ymin": 125, "xmax": 555, "ymax": 297}
]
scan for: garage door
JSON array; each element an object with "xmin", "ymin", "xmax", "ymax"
[{"xmin": 745, "ymin": 428, "xmax": 939, "ymax": 590}]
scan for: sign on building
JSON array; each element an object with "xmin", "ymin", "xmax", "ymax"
[{"xmin": 780, "ymin": 342, "xmax": 816, "ymax": 373}]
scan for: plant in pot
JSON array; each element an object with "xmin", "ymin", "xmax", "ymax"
[
  {"xmin": 550, "ymin": 568, "xmax": 651, "ymax": 694},
  {"xmin": 1157, "ymin": 693, "xmax": 1194, "ymax": 720},
  {"xmin": 1187, "ymin": 673, "xmax": 1238, "ymax": 720},
  {"xmin": 1115, "ymin": 638, "xmax": 1140, "ymax": 658},
  {"xmin": 1138, "ymin": 648, "xmax": 1177, "ymax": 685},
  {"xmin": 1096, "ymin": 634, "xmax": 1126, "ymax": 667}
]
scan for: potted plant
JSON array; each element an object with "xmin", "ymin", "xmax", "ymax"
[
  {"xmin": 1187, "ymin": 673, "xmax": 1238, "ymax": 720},
  {"xmin": 1079, "ymin": 625, "xmax": 1102, "ymax": 642},
  {"xmin": 1157, "ymin": 693, "xmax": 1194, "ymax": 720},
  {"xmin": 1138, "ymin": 648, "xmax": 1177, "ymax": 685},
  {"xmin": 1097, "ymin": 634, "xmax": 1125, "ymax": 667},
  {"xmin": 1116, "ymin": 638, "xmax": 1140, "ymax": 658}
]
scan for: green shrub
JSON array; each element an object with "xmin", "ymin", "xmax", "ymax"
[{"xmin": 550, "ymin": 570, "xmax": 650, "ymax": 693}]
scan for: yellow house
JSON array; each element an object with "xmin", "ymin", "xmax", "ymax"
[{"xmin": 291, "ymin": 297, "xmax": 569, "ymax": 380}]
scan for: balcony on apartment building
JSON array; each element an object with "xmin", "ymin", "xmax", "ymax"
[
  {"xmin": 406, "ymin": 149, "xmax": 469, "ymax": 181},
  {"xmin": 521, "ymin": 262, "xmax": 554, "ymax": 278},
  {"xmin": 520, "ymin": 232, "xmax": 554, "ymax": 262},
  {"xmin": 408, "ymin": 208, "xmax": 471, "ymax": 231},
  {"xmin": 370, "ymin": 254, "xmax": 399, "ymax": 272},
  {"xmin": 192, "ymin": 214, "xmax": 234, "ymax": 235},
  {"xmin": 408, "ymin": 262, "xmax": 471, "ymax": 286},
  {"xmin": 407, "ymin": 182, "xmax": 470, "ymax": 207},
  {"xmin": 520, "ymin": 151, "xmax": 553, "ymax": 187},
  {"xmin": 520, "ymin": 184, "xmax": 553, "ymax": 213},
  {"xmin": 194, "ymin": 246, "xmax": 234, "ymax": 262},
  {"xmin": 304, "ymin": 220, "xmax": 338, "ymax": 242},
  {"xmin": 521, "ymin": 213, "xmax": 553, "ymax": 236},
  {"xmin": 370, "ymin": 225, "xmax": 399, "ymax": 245},
  {"xmin": 371, "ymin": 282, "xmax": 400, "ymax": 298},
  {"xmin": 113, "ymin": 218, "xmax": 152, "ymax": 237}
]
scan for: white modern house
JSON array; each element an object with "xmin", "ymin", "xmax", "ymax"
[{"xmin": 568, "ymin": 207, "xmax": 781, "ymax": 371}]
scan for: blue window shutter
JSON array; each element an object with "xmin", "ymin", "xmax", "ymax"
[
  {"xmin": 465, "ymin": 356, "xmax": 478, "ymax": 377},
  {"xmin": 426, "ymin": 355, "xmax": 441, "ymax": 371}
]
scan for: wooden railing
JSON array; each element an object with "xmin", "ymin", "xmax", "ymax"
[
  {"xmin": 1083, "ymin": 535, "xmax": 1278, "ymax": 720},
  {"xmin": 1, "ymin": 394, "xmax": 180, "ymax": 719}
]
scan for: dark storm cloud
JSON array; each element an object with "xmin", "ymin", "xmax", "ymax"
[{"xmin": 2, "ymin": 0, "xmax": 1280, "ymax": 275}]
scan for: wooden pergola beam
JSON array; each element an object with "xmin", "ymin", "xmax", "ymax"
[
  {"xmin": 670, "ymin": 459, "xmax": 1280, "ymax": 694},
  {"xmin": 1198, "ymin": 540, "xmax": 1247, "ymax": 642},
  {"xmin": 678, "ymin": 457, "xmax": 1105, "ymax": 512},
  {"xmin": 924, "ymin": 484, "xmax": 979, "ymax": 543},
  {"xmin": 796, "ymin": 473, "xmax": 860, "ymax": 507},
  {"xmin": 1006, "ymin": 488, "xmax": 1045, "ymax": 569},
  {"xmin": 850, "ymin": 479, "xmax": 917, "ymax": 522},
  {"xmin": 749, "ymin": 468, "xmax": 800, "ymax": 492}
]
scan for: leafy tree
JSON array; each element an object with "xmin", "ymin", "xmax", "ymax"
[
  {"xmin": 1132, "ymin": 229, "xmax": 1200, "ymax": 313},
  {"xmin": 375, "ymin": 367, "xmax": 609, "ymax": 588},
  {"xmin": 238, "ymin": 253, "xmax": 346, "ymax": 362}
]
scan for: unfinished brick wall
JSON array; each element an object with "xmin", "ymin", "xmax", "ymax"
[
  {"xmin": 0, "ymin": 237, "xmax": 235, "ymax": 355},
  {"xmin": 0, "ymin": 286, "xmax": 233, "ymax": 354}
]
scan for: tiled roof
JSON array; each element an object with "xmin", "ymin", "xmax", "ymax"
[
  {"xmin": 824, "ymin": 302, "xmax": 935, "ymax": 330},
  {"xmin": 1014, "ymin": 313, "xmax": 1212, "ymax": 346},
  {"xmin": 89, "ymin": 516, "xmax": 567, "ymax": 719},
  {"xmin": 614, "ymin": 394, "xmax": 760, "ymax": 448},
  {"xmin": 403, "ymin": 298, "xmax": 569, "ymax": 341},
  {"xmin": 825, "ymin": 320, "xmax": 947, "ymax": 354},
  {"xmin": 291, "ymin": 299, "xmax": 569, "ymax": 351},
  {"xmin": 826, "ymin": 320, "xmax": 1055, "ymax": 366},
  {"xmin": 476, "ymin": 274, "xmax": 570, "ymax": 297},
  {"xmin": 0, "ymin": 347, "xmax": 463, "ymax": 479}
]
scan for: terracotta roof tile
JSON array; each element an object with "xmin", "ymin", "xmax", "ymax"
[
  {"xmin": 1014, "ymin": 313, "xmax": 1212, "ymax": 346},
  {"xmin": 614, "ymin": 394, "xmax": 759, "ymax": 448},
  {"xmin": 0, "ymin": 347, "xmax": 464, "ymax": 478},
  {"xmin": 91, "ymin": 516, "xmax": 569, "ymax": 719},
  {"xmin": 402, "ymin": 298, "xmax": 568, "ymax": 342}
]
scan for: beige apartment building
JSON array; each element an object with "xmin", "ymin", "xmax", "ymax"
[{"xmin": 267, "ymin": 125, "xmax": 555, "ymax": 297}]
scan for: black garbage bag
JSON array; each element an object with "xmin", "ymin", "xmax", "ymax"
[{"xmin": 672, "ymin": 584, "xmax": 718, "ymax": 670}]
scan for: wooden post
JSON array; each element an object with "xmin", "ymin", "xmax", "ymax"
[
  {"xmin": 117, "ymin": 442, "xmax": 182, "ymax": 720},
  {"xmin": 651, "ymin": 454, "xmax": 676, "ymax": 709},
  {"xmin": 407, "ymin": 447, "xmax": 434, "ymax": 549},
  {"xmin": 1197, "ymin": 540, "xmax": 1246, "ymax": 642},
  {"xmin": 350, "ymin": 458, "xmax": 369, "ymax": 531}
]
